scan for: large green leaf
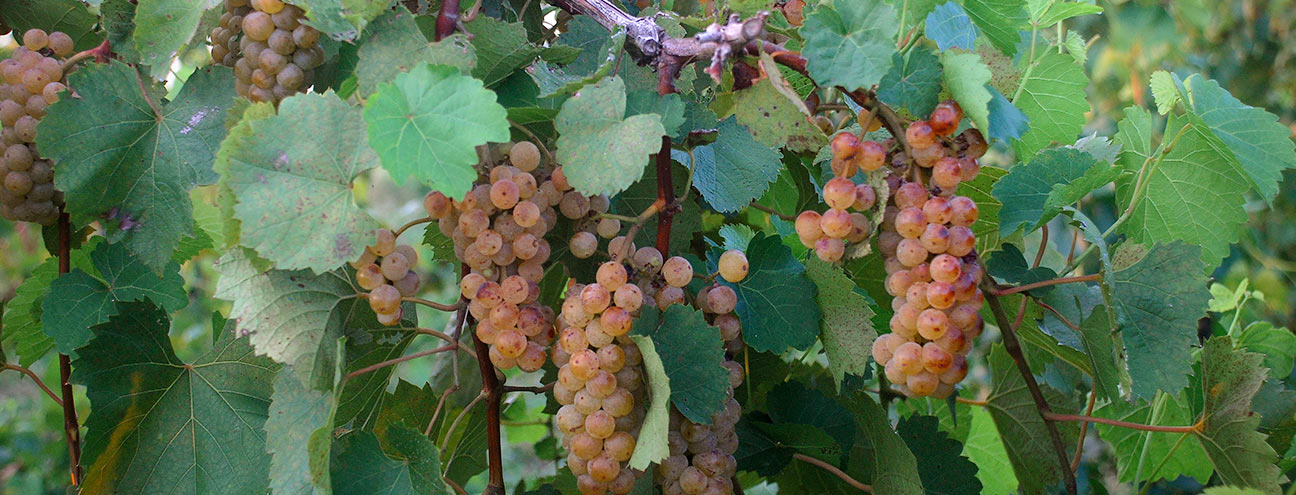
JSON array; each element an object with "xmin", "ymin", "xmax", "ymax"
[
  {"xmin": 330, "ymin": 425, "xmax": 450, "ymax": 495},
  {"xmin": 1179, "ymin": 74, "xmax": 1296, "ymax": 203},
  {"xmin": 804, "ymin": 257, "xmax": 876, "ymax": 388},
  {"xmin": 43, "ymin": 240, "xmax": 187, "ymax": 354},
  {"xmin": 963, "ymin": 407, "xmax": 1018, "ymax": 494},
  {"xmin": 632, "ymin": 305, "xmax": 730, "ymax": 424},
  {"xmin": 962, "ymin": 0, "xmax": 1027, "ymax": 56},
  {"xmin": 133, "ymin": 0, "xmax": 205, "ymax": 78},
  {"xmin": 1093, "ymin": 395, "xmax": 1212, "ymax": 484},
  {"xmin": 73, "ymin": 303, "xmax": 279, "ymax": 495},
  {"xmin": 897, "ymin": 415, "xmax": 981, "ymax": 495},
  {"xmin": 554, "ymin": 76, "xmax": 665, "ymax": 196},
  {"xmin": 38, "ymin": 63, "xmax": 237, "ymax": 272},
  {"xmin": 530, "ymin": 27, "xmax": 625, "ymax": 99},
  {"xmin": 1115, "ymin": 109, "xmax": 1250, "ymax": 266},
  {"xmin": 355, "ymin": 7, "xmax": 475, "ymax": 98},
  {"xmin": 364, "ymin": 64, "xmax": 511, "ymax": 199},
  {"xmin": 224, "ymin": 92, "xmax": 381, "ymax": 273},
  {"xmin": 731, "ymin": 78, "xmax": 826, "ymax": 153},
  {"xmin": 1010, "ymin": 53, "xmax": 1090, "ymax": 159},
  {"xmin": 688, "ymin": 117, "xmax": 782, "ymax": 213},
  {"xmin": 894, "ymin": 397, "xmax": 973, "ymax": 444},
  {"xmin": 984, "ymin": 344, "xmax": 1078, "ymax": 494},
  {"xmin": 465, "ymin": 15, "xmax": 544, "ymax": 88},
  {"xmin": 941, "ymin": 51, "xmax": 993, "ymax": 134},
  {"xmin": 877, "ymin": 49, "xmax": 943, "ymax": 117},
  {"xmin": 2, "ymin": 243, "xmax": 96, "ymax": 365},
  {"xmin": 1110, "ymin": 242, "xmax": 1210, "ymax": 399},
  {"xmin": 1196, "ymin": 337, "xmax": 1283, "ymax": 494},
  {"xmin": 841, "ymin": 394, "xmax": 924, "ymax": 494},
  {"xmin": 265, "ymin": 366, "xmax": 336, "ymax": 495},
  {"xmin": 799, "ymin": 0, "xmax": 898, "ymax": 91},
  {"xmin": 213, "ymin": 249, "xmax": 355, "ymax": 389},
  {"xmin": 993, "ymin": 147, "xmax": 1118, "ymax": 237},
  {"xmin": 1235, "ymin": 322, "xmax": 1296, "ymax": 379},
  {"xmin": 718, "ymin": 233, "xmax": 821, "ymax": 353}
]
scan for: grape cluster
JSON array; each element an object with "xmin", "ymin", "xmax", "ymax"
[
  {"xmin": 794, "ymin": 132, "xmax": 883, "ymax": 262},
  {"xmin": 0, "ymin": 29, "xmax": 75, "ymax": 225},
  {"xmin": 427, "ymin": 141, "xmax": 576, "ymax": 372},
  {"xmin": 656, "ymin": 250, "xmax": 748, "ymax": 495},
  {"xmin": 872, "ymin": 100, "xmax": 988, "ymax": 398},
  {"xmin": 211, "ymin": 0, "xmax": 323, "ymax": 104},
  {"xmin": 554, "ymin": 260, "xmax": 650, "ymax": 495},
  {"xmin": 353, "ymin": 228, "xmax": 421, "ymax": 326}
]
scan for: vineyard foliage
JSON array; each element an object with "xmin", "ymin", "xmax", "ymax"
[{"xmin": 0, "ymin": 0, "xmax": 1295, "ymax": 494}]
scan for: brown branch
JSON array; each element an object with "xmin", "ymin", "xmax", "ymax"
[
  {"xmin": 984, "ymin": 283, "xmax": 1077, "ymax": 495},
  {"xmin": 412, "ymin": 327, "xmax": 478, "ymax": 359},
  {"xmin": 792, "ymin": 453, "xmax": 872, "ymax": 492},
  {"xmin": 1035, "ymin": 300, "xmax": 1081, "ymax": 331},
  {"xmin": 345, "ymin": 343, "xmax": 459, "ymax": 379},
  {"xmin": 992, "ymin": 274, "xmax": 1102, "ymax": 296},
  {"xmin": 2, "ymin": 364, "xmax": 63, "ymax": 406},
  {"xmin": 57, "ymin": 212, "xmax": 82, "ymax": 486},
  {"xmin": 400, "ymin": 296, "xmax": 465, "ymax": 312},
  {"xmin": 425, "ymin": 385, "xmax": 459, "ymax": 436},
  {"xmin": 748, "ymin": 201, "xmax": 795, "ymax": 221},
  {"xmin": 501, "ymin": 383, "xmax": 553, "ymax": 394},
  {"xmin": 466, "ymin": 263, "xmax": 505, "ymax": 495},
  {"xmin": 654, "ymin": 135, "xmax": 675, "ymax": 254},
  {"xmin": 1071, "ymin": 391, "xmax": 1097, "ymax": 472},
  {"xmin": 1044, "ymin": 412, "xmax": 1201, "ymax": 434},
  {"xmin": 434, "ymin": 0, "xmax": 462, "ymax": 40},
  {"xmin": 393, "ymin": 217, "xmax": 432, "ymax": 238}
]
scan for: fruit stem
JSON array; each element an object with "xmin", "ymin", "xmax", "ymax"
[
  {"xmin": 392, "ymin": 217, "xmax": 432, "ymax": 238},
  {"xmin": 1, "ymin": 364, "xmax": 64, "ymax": 406},
  {"xmin": 344, "ymin": 343, "xmax": 460, "ymax": 379},
  {"xmin": 792, "ymin": 453, "xmax": 872, "ymax": 492},
  {"xmin": 401, "ymin": 296, "xmax": 465, "ymax": 312},
  {"xmin": 990, "ymin": 274, "xmax": 1102, "ymax": 296}
]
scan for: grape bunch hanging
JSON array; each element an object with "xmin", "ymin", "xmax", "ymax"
[
  {"xmin": 353, "ymin": 228, "xmax": 422, "ymax": 325},
  {"xmin": 0, "ymin": 29, "xmax": 75, "ymax": 225},
  {"xmin": 210, "ymin": 0, "xmax": 323, "ymax": 104}
]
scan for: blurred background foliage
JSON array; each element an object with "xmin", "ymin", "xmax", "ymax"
[{"xmin": 2, "ymin": 0, "xmax": 1296, "ymax": 493}]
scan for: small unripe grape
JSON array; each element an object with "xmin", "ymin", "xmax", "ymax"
[
  {"xmin": 905, "ymin": 121, "xmax": 936, "ymax": 148},
  {"xmin": 584, "ymin": 410, "xmax": 616, "ymax": 439},
  {"xmin": 892, "ymin": 341, "xmax": 923, "ymax": 374},
  {"xmin": 949, "ymin": 196, "xmax": 978, "ymax": 226},
  {"xmin": 896, "ymin": 238, "xmax": 927, "ymax": 267},
  {"xmin": 613, "ymin": 283, "xmax": 643, "ymax": 312},
  {"xmin": 600, "ymin": 307, "xmax": 632, "ymax": 336},
  {"xmin": 920, "ymin": 224, "xmax": 950, "ymax": 254},
  {"xmin": 926, "ymin": 281, "xmax": 956, "ymax": 309},
  {"xmin": 916, "ymin": 308, "xmax": 949, "ymax": 341},
  {"xmin": 510, "ymin": 141, "xmax": 541, "ymax": 171},
  {"xmin": 717, "ymin": 250, "xmax": 749, "ymax": 283},
  {"xmin": 706, "ymin": 285, "xmax": 738, "ymax": 314},
  {"xmin": 662, "ymin": 256, "xmax": 693, "ymax": 288},
  {"xmin": 580, "ymin": 283, "xmax": 611, "ymax": 315},
  {"xmin": 885, "ymin": 270, "xmax": 914, "ymax": 297},
  {"xmin": 893, "ymin": 182, "xmax": 929, "ymax": 210},
  {"xmin": 819, "ymin": 208, "xmax": 852, "ymax": 238},
  {"xmin": 852, "ymin": 183, "xmax": 877, "ymax": 211},
  {"xmin": 947, "ymin": 226, "xmax": 975, "ymax": 257},
  {"xmin": 829, "ymin": 131, "xmax": 861, "ymax": 164},
  {"xmin": 930, "ymin": 254, "xmax": 961, "ymax": 283},
  {"xmin": 596, "ymin": 261, "xmax": 629, "ymax": 291},
  {"xmin": 815, "ymin": 237, "xmax": 845, "ymax": 262},
  {"xmin": 932, "ymin": 157, "xmax": 963, "ymax": 190},
  {"xmin": 857, "ymin": 140, "xmax": 886, "ymax": 172},
  {"xmin": 929, "ymin": 100, "xmax": 963, "ymax": 136},
  {"xmin": 368, "ymin": 284, "xmax": 401, "ymax": 315},
  {"xmin": 570, "ymin": 231, "xmax": 598, "ymax": 259},
  {"xmin": 907, "ymin": 370, "xmax": 939, "ymax": 396},
  {"xmin": 495, "ymin": 329, "xmax": 527, "ymax": 358},
  {"xmin": 795, "ymin": 210, "xmax": 824, "ymax": 244}
]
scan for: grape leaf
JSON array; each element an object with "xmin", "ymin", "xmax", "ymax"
[
  {"xmin": 804, "ymin": 257, "xmax": 876, "ymax": 388},
  {"xmin": 265, "ymin": 366, "xmax": 336, "ymax": 495},
  {"xmin": 963, "ymin": 407, "xmax": 1018, "ymax": 494},
  {"xmin": 225, "ymin": 92, "xmax": 381, "ymax": 273},
  {"xmin": 1036, "ymin": 284, "xmax": 1127, "ymax": 400},
  {"xmin": 1111, "ymin": 242, "xmax": 1210, "ymax": 399},
  {"xmin": 39, "ymin": 63, "xmax": 237, "ymax": 272},
  {"xmin": 72, "ymin": 302, "xmax": 279, "ymax": 495},
  {"xmin": 962, "ymin": 0, "xmax": 1027, "ymax": 56},
  {"xmin": 748, "ymin": 421, "xmax": 842, "ymax": 467},
  {"xmin": 688, "ymin": 117, "xmax": 782, "ymax": 213},
  {"xmin": 895, "ymin": 397, "xmax": 973, "ymax": 444},
  {"xmin": 717, "ymin": 233, "xmax": 821, "ymax": 354},
  {"xmin": 732, "ymin": 78, "xmax": 826, "ymax": 152},
  {"xmin": 625, "ymin": 91, "xmax": 687, "ymax": 139},
  {"xmin": 43, "ymin": 240, "xmax": 187, "ymax": 354},
  {"xmin": 799, "ymin": 0, "xmax": 898, "ymax": 91},
  {"xmin": 897, "ymin": 415, "xmax": 981, "ymax": 495},
  {"xmin": 2, "ymin": 242, "xmax": 96, "ymax": 366},
  {"xmin": 954, "ymin": 165, "xmax": 1007, "ymax": 254},
  {"xmin": 465, "ymin": 15, "xmax": 544, "ymax": 88},
  {"xmin": 877, "ymin": 49, "xmax": 943, "ymax": 118},
  {"xmin": 1235, "ymin": 322, "xmax": 1296, "ymax": 379},
  {"xmin": 355, "ymin": 7, "xmax": 475, "ymax": 98},
  {"xmin": 1196, "ymin": 336, "xmax": 1284, "ymax": 494},
  {"xmin": 993, "ymin": 147, "xmax": 1105, "ymax": 237},
  {"xmin": 839, "ymin": 394, "xmax": 925, "ymax": 494},
  {"xmin": 941, "ymin": 51, "xmax": 993, "ymax": 133},
  {"xmin": 632, "ymin": 305, "xmax": 730, "ymax": 424},
  {"xmin": 925, "ymin": 2, "xmax": 978, "ymax": 51},
  {"xmin": 1011, "ymin": 53, "xmax": 1090, "ymax": 159},
  {"xmin": 553, "ymin": 17, "xmax": 608, "ymax": 75},
  {"xmin": 298, "ymin": 0, "xmax": 388, "ymax": 41},
  {"xmin": 767, "ymin": 382, "xmax": 857, "ymax": 451},
  {"xmin": 1115, "ymin": 109, "xmax": 1250, "ymax": 266},
  {"xmin": 986, "ymin": 86, "xmax": 1030, "ymax": 143},
  {"xmin": 1179, "ymin": 74, "xmax": 1296, "ymax": 203},
  {"xmin": 985, "ymin": 344, "xmax": 1079, "ymax": 494},
  {"xmin": 330, "ymin": 425, "xmax": 450, "ymax": 495},
  {"xmin": 133, "ymin": 0, "xmax": 205, "ymax": 78},
  {"xmin": 1093, "ymin": 394, "xmax": 1213, "ymax": 484},
  {"xmin": 1204, "ymin": 489, "xmax": 1268, "ymax": 495},
  {"xmin": 214, "ymin": 249, "xmax": 355, "ymax": 389},
  {"xmin": 0, "ymin": 0, "xmax": 100, "ymax": 51},
  {"xmin": 1150, "ymin": 70, "xmax": 1181, "ymax": 116},
  {"xmin": 1033, "ymin": 1, "xmax": 1103, "ymax": 25},
  {"xmin": 555, "ymin": 76, "xmax": 665, "ymax": 196},
  {"xmin": 627, "ymin": 335, "xmax": 671, "ymax": 470},
  {"xmin": 530, "ymin": 27, "xmax": 625, "ymax": 99},
  {"xmin": 365, "ymin": 63, "xmax": 511, "ymax": 200}
]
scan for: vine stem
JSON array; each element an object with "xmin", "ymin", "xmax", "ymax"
[
  {"xmin": 990, "ymin": 274, "xmax": 1101, "ymax": 296},
  {"xmin": 792, "ymin": 453, "xmax": 872, "ymax": 492},
  {"xmin": 2, "ymin": 364, "xmax": 64, "ymax": 406},
  {"xmin": 748, "ymin": 201, "xmax": 796, "ymax": 221},
  {"xmin": 434, "ymin": 0, "xmax": 462, "ymax": 40},
  {"xmin": 392, "ymin": 217, "xmax": 432, "ymax": 238},
  {"xmin": 344, "ymin": 343, "xmax": 459, "ymax": 379},
  {"xmin": 59, "ymin": 39, "xmax": 111, "ymax": 74},
  {"xmin": 501, "ymin": 383, "xmax": 553, "ymax": 394},
  {"xmin": 983, "ymin": 283, "xmax": 1077, "ymax": 495},
  {"xmin": 465, "ymin": 261, "xmax": 506, "ymax": 495},
  {"xmin": 57, "ymin": 212, "xmax": 82, "ymax": 486},
  {"xmin": 400, "ymin": 296, "xmax": 465, "ymax": 312},
  {"xmin": 1044, "ymin": 412, "xmax": 1201, "ymax": 434},
  {"xmin": 1071, "ymin": 390, "xmax": 1097, "ymax": 471}
]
